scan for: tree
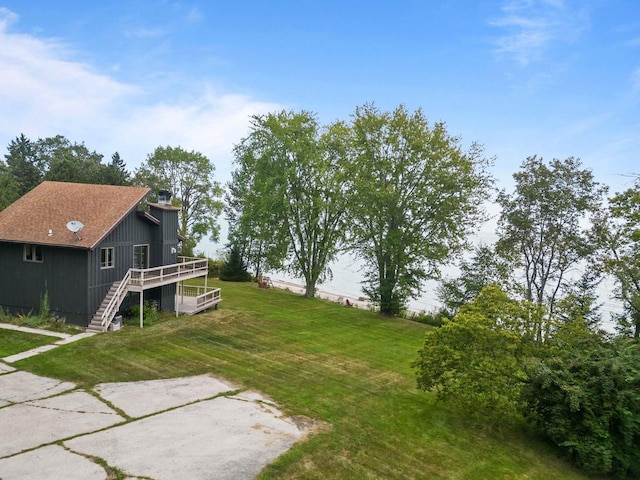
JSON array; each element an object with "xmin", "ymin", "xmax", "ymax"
[
  {"xmin": 437, "ymin": 243, "xmax": 514, "ymax": 315},
  {"xmin": 219, "ymin": 245, "xmax": 251, "ymax": 282},
  {"xmin": 554, "ymin": 269, "xmax": 603, "ymax": 331},
  {"xmin": 0, "ymin": 162, "xmax": 18, "ymax": 210},
  {"xmin": 4, "ymin": 133, "xmax": 41, "ymax": 197},
  {"xmin": 225, "ymin": 148, "xmax": 287, "ymax": 280},
  {"xmin": 496, "ymin": 156, "xmax": 606, "ymax": 339},
  {"xmin": 412, "ymin": 286, "xmax": 543, "ymax": 424},
  {"xmin": 595, "ymin": 179, "xmax": 640, "ymax": 337},
  {"xmin": 103, "ymin": 152, "xmax": 130, "ymax": 185},
  {"xmin": 229, "ymin": 111, "xmax": 350, "ymax": 297},
  {"xmin": 37, "ymin": 135, "xmax": 107, "ymax": 184},
  {"xmin": 134, "ymin": 146, "xmax": 223, "ymax": 257},
  {"xmin": 346, "ymin": 104, "xmax": 493, "ymax": 316}
]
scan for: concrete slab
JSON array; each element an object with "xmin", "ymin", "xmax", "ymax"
[
  {"xmin": 54, "ymin": 332, "xmax": 96, "ymax": 345},
  {"xmin": 0, "ymin": 391, "xmax": 124, "ymax": 457},
  {"xmin": 0, "ymin": 362, "xmax": 16, "ymax": 374},
  {"xmin": 0, "ymin": 323, "xmax": 70, "ymax": 339},
  {"xmin": 3, "ymin": 344, "xmax": 59, "ymax": 363},
  {"xmin": 0, "ymin": 444, "xmax": 107, "ymax": 480},
  {"xmin": 0, "ymin": 371, "xmax": 75, "ymax": 403},
  {"xmin": 66, "ymin": 396, "xmax": 307, "ymax": 480},
  {"xmin": 94, "ymin": 374, "xmax": 238, "ymax": 418}
]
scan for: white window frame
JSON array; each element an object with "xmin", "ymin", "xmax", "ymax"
[
  {"xmin": 100, "ymin": 247, "xmax": 115, "ymax": 269},
  {"xmin": 24, "ymin": 244, "xmax": 43, "ymax": 263}
]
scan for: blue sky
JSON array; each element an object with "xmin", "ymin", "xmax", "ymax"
[
  {"xmin": 1, "ymin": 0, "xmax": 637, "ymax": 316},
  {"xmin": 2, "ymin": 0, "xmax": 638, "ymax": 191}
]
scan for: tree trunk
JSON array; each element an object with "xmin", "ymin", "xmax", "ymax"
[{"xmin": 305, "ymin": 282, "xmax": 315, "ymax": 298}]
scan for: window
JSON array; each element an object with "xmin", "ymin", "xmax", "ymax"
[
  {"xmin": 24, "ymin": 244, "xmax": 43, "ymax": 262},
  {"xmin": 133, "ymin": 244, "xmax": 149, "ymax": 269},
  {"xmin": 101, "ymin": 247, "xmax": 115, "ymax": 269}
]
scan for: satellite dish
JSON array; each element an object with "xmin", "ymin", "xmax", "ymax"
[
  {"xmin": 66, "ymin": 220, "xmax": 84, "ymax": 233},
  {"xmin": 66, "ymin": 220, "xmax": 84, "ymax": 240}
]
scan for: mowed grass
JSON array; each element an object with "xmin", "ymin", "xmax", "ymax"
[
  {"xmin": 0, "ymin": 329, "xmax": 57, "ymax": 357},
  {"xmin": 13, "ymin": 282, "xmax": 590, "ymax": 479}
]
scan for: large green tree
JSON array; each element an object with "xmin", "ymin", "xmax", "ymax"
[
  {"xmin": 595, "ymin": 179, "xmax": 640, "ymax": 337},
  {"xmin": 3, "ymin": 133, "xmax": 41, "ymax": 199},
  {"xmin": 346, "ymin": 104, "xmax": 493, "ymax": 316},
  {"xmin": 134, "ymin": 146, "xmax": 223, "ymax": 257},
  {"xmin": 496, "ymin": 156, "xmax": 606, "ymax": 339},
  {"xmin": 229, "ymin": 111, "xmax": 350, "ymax": 297},
  {"xmin": 3, "ymin": 134, "xmax": 130, "ymax": 193},
  {"xmin": 37, "ymin": 135, "xmax": 106, "ymax": 183}
]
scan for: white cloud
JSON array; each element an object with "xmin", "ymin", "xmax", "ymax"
[
  {"xmin": 0, "ymin": 7, "xmax": 18, "ymax": 29},
  {"xmin": 0, "ymin": 8, "xmax": 283, "ymax": 180},
  {"xmin": 490, "ymin": 0, "xmax": 588, "ymax": 65},
  {"xmin": 115, "ymin": 91, "xmax": 282, "ymax": 176}
]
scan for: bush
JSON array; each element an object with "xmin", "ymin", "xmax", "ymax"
[
  {"xmin": 522, "ymin": 337, "xmax": 640, "ymax": 478},
  {"xmin": 127, "ymin": 300, "xmax": 159, "ymax": 326},
  {"xmin": 208, "ymin": 258, "xmax": 222, "ymax": 278},
  {"xmin": 407, "ymin": 308, "xmax": 452, "ymax": 327}
]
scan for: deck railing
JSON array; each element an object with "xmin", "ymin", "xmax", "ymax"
[
  {"xmin": 96, "ymin": 257, "xmax": 209, "ymax": 330},
  {"xmin": 129, "ymin": 257, "xmax": 208, "ymax": 287},
  {"xmin": 98, "ymin": 270, "xmax": 132, "ymax": 330},
  {"xmin": 177, "ymin": 283, "xmax": 222, "ymax": 312}
]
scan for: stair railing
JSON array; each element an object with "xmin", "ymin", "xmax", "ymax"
[{"xmin": 99, "ymin": 270, "xmax": 132, "ymax": 331}]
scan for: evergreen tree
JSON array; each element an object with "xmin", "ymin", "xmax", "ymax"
[{"xmin": 219, "ymin": 246, "xmax": 251, "ymax": 282}]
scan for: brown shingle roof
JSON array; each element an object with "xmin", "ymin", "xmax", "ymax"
[{"xmin": 0, "ymin": 181, "xmax": 150, "ymax": 250}]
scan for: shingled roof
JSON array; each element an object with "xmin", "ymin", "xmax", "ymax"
[{"xmin": 0, "ymin": 181, "xmax": 150, "ymax": 250}]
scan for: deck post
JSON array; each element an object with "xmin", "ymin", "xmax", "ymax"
[
  {"xmin": 139, "ymin": 291, "xmax": 144, "ymax": 328},
  {"xmin": 176, "ymin": 282, "xmax": 180, "ymax": 317}
]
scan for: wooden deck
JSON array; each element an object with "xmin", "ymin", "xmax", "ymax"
[
  {"xmin": 176, "ymin": 284, "xmax": 222, "ymax": 315},
  {"xmin": 128, "ymin": 257, "xmax": 209, "ymax": 292},
  {"xmin": 91, "ymin": 257, "xmax": 215, "ymax": 332}
]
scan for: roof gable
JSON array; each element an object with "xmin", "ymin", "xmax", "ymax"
[{"xmin": 0, "ymin": 181, "xmax": 150, "ymax": 249}]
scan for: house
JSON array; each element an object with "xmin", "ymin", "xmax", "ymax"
[{"xmin": 0, "ymin": 181, "xmax": 220, "ymax": 331}]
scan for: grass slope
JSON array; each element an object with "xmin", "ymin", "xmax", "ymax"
[
  {"xmin": 13, "ymin": 282, "xmax": 589, "ymax": 479},
  {"xmin": 0, "ymin": 329, "xmax": 57, "ymax": 357}
]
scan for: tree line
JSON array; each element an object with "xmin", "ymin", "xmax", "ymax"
[
  {"xmin": 225, "ymin": 105, "xmax": 639, "ymax": 477},
  {"xmin": 0, "ymin": 135, "xmax": 222, "ymax": 257}
]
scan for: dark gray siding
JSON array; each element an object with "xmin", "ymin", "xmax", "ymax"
[
  {"xmin": 149, "ymin": 205, "xmax": 179, "ymax": 266},
  {"xmin": 0, "ymin": 242, "xmax": 88, "ymax": 325},
  {"xmin": 88, "ymin": 208, "xmax": 179, "ymax": 318}
]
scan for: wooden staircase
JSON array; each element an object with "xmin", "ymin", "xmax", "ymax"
[
  {"xmin": 86, "ymin": 257, "xmax": 210, "ymax": 333},
  {"xmin": 87, "ymin": 281, "xmax": 124, "ymax": 333}
]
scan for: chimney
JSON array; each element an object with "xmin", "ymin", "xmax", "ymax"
[{"xmin": 158, "ymin": 189, "xmax": 172, "ymax": 205}]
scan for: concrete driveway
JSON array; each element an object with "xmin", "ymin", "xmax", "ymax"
[{"xmin": 0, "ymin": 369, "xmax": 310, "ymax": 480}]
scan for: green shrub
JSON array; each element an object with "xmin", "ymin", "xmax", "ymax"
[
  {"xmin": 208, "ymin": 258, "xmax": 222, "ymax": 278},
  {"xmin": 522, "ymin": 337, "xmax": 640, "ymax": 478},
  {"xmin": 407, "ymin": 308, "xmax": 452, "ymax": 327},
  {"xmin": 127, "ymin": 300, "xmax": 159, "ymax": 326}
]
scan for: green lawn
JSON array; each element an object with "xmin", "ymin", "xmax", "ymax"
[
  {"xmin": 0, "ymin": 329, "xmax": 57, "ymax": 357},
  {"xmin": 13, "ymin": 282, "xmax": 590, "ymax": 479}
]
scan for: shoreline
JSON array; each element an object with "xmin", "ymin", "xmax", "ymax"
[{"xmin": 269, "ymin": 278, "xmax": 372, "ymax": 310}]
